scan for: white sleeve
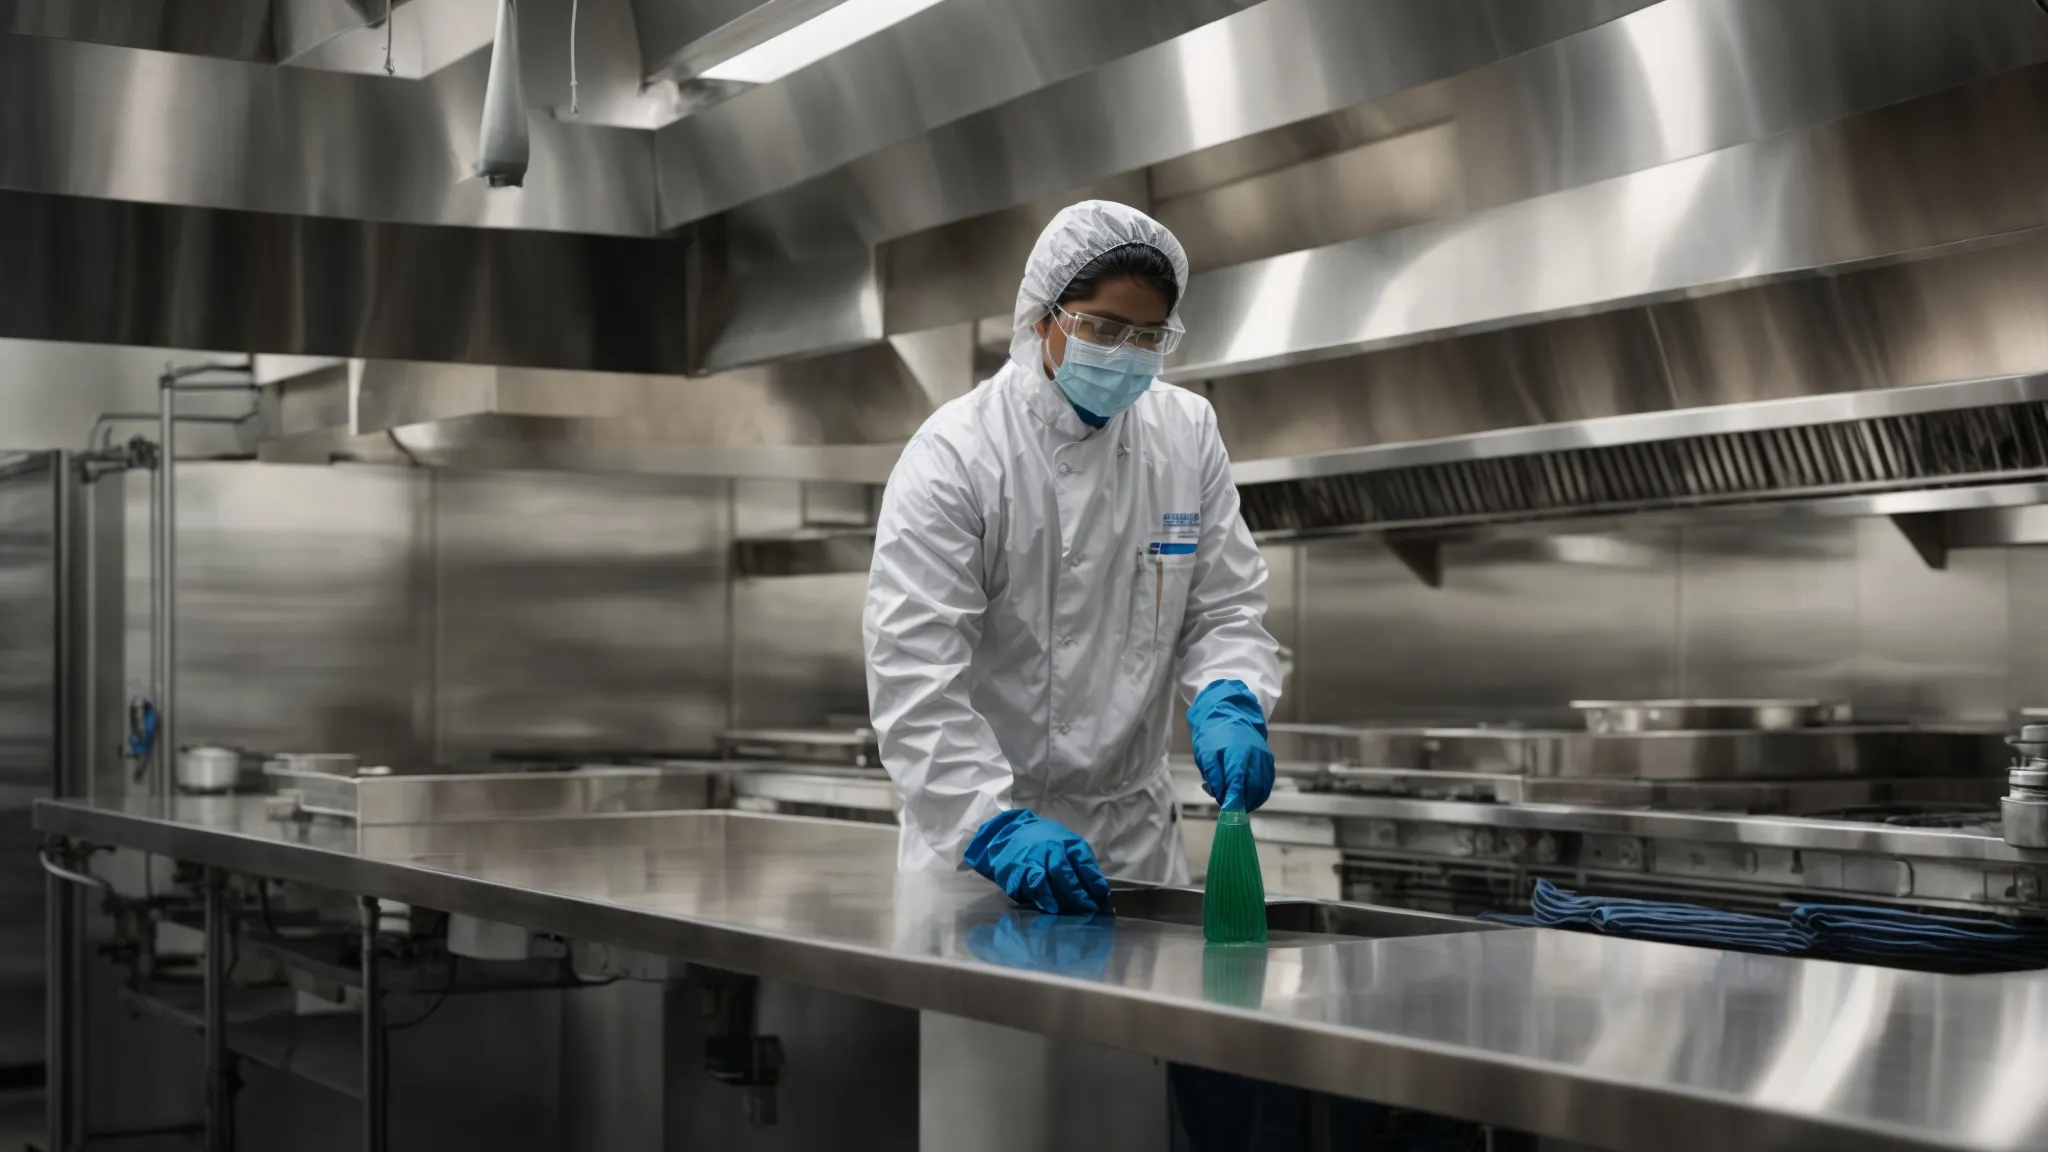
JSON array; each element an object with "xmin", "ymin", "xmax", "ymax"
[
  {"xmin": 1175, "ymin": 404, "xmax": 1284, "ymax": 716},
  {"xmin": 863, "ymin": 434, "xmax": 1013, "ymax": 866}
]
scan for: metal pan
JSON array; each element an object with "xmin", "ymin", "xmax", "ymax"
[{"xmin": 1570, "ymin": 699, "xmax": 1838, "ymax": 734}]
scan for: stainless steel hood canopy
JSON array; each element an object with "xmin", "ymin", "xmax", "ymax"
[
  {"xmin": 708, "ymin": 0, "xmax": 2048, "ymax": 366},
  {"xmin": 258, "ymin": 351, "xmax": 928, "ymax": 482},
  {"xmin": 0, "ymin": 188, "xmax": 690, "ymax": 374},
  {"xmin": 16, "ymin": 0, "xmax": 2048, "ymax": 502}
]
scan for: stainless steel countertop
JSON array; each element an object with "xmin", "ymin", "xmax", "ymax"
[{"xmin": 36, "ymin": 796, "xmax": 2048, "ymax": 1152}]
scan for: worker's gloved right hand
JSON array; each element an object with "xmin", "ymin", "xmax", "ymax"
[
  {"xmin": 964, "ymin": 809, "xmax": 1113, "ymax": 915},
  {"xmin": 1188, "ymin": 679, "xmax": 1275, "ymax": 813}
]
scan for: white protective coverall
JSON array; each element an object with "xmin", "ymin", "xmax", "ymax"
[{"xmin": 863, "ymin": 201, "xmax": 1283, "ymax": 883}]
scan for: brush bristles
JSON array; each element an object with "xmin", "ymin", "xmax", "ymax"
[{"xmin": 1203, "ymin": 808, "xmax": 1267, "ymax": 945}]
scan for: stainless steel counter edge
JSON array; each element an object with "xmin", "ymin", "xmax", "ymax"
[
  {"xmin": 31, "ymin": 798, "xmax": 2026, "ymax": 1152},
  {"xmin": 1234, "ymin": 789, "xmax": 2045, "ymax": 864}
]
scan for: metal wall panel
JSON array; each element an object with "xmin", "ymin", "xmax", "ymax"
[
  {"xmin": 1850, "ymin": 517, "xmax": 2012, "ymax": 723},
  {"xmin": 1292, "ymin": 518, "xmax": 2033, "ymax": 726},
  {"xmin": 0, "ymin": 454, "xmax": 55, "ymax": 1070},
  {"xmin": 126, "ymin": 463, "xmax": 434, "ymax": 767},
  {"xmin": 0, "ymin": 456, "xmax": 55, "ymax": 804},
  {"xmin": 1674, "ymin": 521, "xmax": 1858, "ymax": 704},
  {"xmin": 1294, "ymin": 531, "xmax": 1682, "ymax": 723},
  {"xmin": 729, "ymin": 571, "xmax": 871, "ymax": 730},
  {"xmin": 2010, "ymin": 547, "xmax": 2048, "ymax": 711},
  {"xmin": 433, "ymin": 469, "xmax": 731, "ymax": 759}
]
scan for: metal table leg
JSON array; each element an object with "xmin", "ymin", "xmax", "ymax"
[
  {"xmin": 43, "ymin": 861, "xmax": 79, "ymax": 1152},
  {"xmin": 360, "ymin": 896, "xmax": 388, "ymax": 1152},
  {"xmin": 203, "ymin": 868, "xmax": 235, "ymax": 1152}
]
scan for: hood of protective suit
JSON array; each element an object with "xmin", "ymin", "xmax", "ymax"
[{"xmin": 1008, "ymin": 201, "xmax": 1191, "ymax": 376}]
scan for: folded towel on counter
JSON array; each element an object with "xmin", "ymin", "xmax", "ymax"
[
  {"xmin": 1790, "ymin": 902, "xmax": 2048, "ymax": 971},
  {"xmin": 1526, "ymin": 879, "xmax": 1812, "ymax": 953},
  {"xmin": 1511, "ymin": 880, "xmax": 2048, "ymax": 971}
]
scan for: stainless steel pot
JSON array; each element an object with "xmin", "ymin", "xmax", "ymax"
[{"xmin": 176, "ymin": 746, "xmax": 241, "ymax": 794}]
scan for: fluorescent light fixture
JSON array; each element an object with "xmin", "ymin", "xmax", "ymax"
[{"xmin": 700, "ymin": 0, "xmax": 950, "ymax": 85}]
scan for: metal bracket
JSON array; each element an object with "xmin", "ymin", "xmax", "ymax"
[
  {"xmin": 1891, "ymin": 512, "xmax": 1948, "ymax": 570},
  {"xmin": 1383, "ymin": 536, "xmax": 1443, "ymax": 588}
]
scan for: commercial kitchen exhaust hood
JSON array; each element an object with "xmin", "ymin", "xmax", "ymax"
[{"xmin": 257, "ymin": 348, "xmax": 934, "ymax": 482}]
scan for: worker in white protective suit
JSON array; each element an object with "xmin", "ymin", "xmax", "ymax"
[{"xmin": 863, "ymin": 200, "xmax": 1283, "ymax": 913}]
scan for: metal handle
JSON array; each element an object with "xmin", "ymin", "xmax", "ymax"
[{"xmin": 38, "ymin": 850, "xmax": 110, "ymax": 893}]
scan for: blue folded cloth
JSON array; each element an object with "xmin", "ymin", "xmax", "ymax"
[
  {"xmin": 1525, "ymin": 878, "xmax": 1811, "ymax": 953},
  {"xmin": 1790, "ymin": 902, "xmax": 2048, "ymax": 970},
  {"xmin": 1510, "ymin": 879, "xmax": 2048, "ymax": 971}
]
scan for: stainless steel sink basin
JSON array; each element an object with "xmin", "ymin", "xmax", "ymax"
[{"xmin": 1107, "ymin": 886, "xmax": 1502, "ymax": 941}]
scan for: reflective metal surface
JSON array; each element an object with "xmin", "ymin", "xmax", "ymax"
[
  {"xmin": 728, "ymin": 480, "xmax": 873, "ymax": 729},
  {"xmin": 632, "ymin": 0, "xmax": 843, "ymax": 83},
  {"xmin": 118, "ymin": 461, "xmax": 739, "ymax": 769},
  {"xmin": 259, "ymin": 351, "xmax": 927, "ymax": 480},
  {"xmin": 0, "ymin": 190, "xmax": 690, "ymax": 373},
  {"xmin": 1285, "ymin": 513, "xmax": 2035, "ymax": 729},
  {"xmin": 0, "ymin": 34, "xmax": 655, "ymax": 234},
  {"xmin": 731, "ymin": 0, "xmax": 2044, "ymax": 273},
  {"xmin": 1172, "ymin": 54, "xmax": 2048, "ymax": 379},
  {"xmin": 1573, "ymin": 700, "xmax": 1835, "ymax": 734},
  {"xmin": 39, "ymin": 797, "xmax": 2048, "ymax": 1152},
  {"xmin": 720, "ymin": 0, "xmax": 1664, "ymax": 258},
  {"xmin": 134, "ymin": 463, "xmax": 433, "ymax": 768},
  {"xmin": 1219, "ymin": 239, "xmax": 2048, "ymax": 534},
  {"xmin": 0, "ymin": 454, "xmax": 57, "ymax": 1070},
  {"xmin": 0, "ymin": 0, "xmax": 271, "ymax": 60},
  {"xmin": 651, "ymin": 0, "xmax": 1261, "ymax": 231},
  {"xmin": 1228, "ymin": 373, "xmax": 2048, "ymax": 485},
  {"xmin": 431, "ymin": 468, "xmax": 730, "ymax": 760},
  {"xmin": 266, "ymin": 763, "xmax": 719, "ymax": 823}
]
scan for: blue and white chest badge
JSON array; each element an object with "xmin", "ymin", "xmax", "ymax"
[{"xmin": 1148, "ymin": 511, "xmax": 1200, "ymax": 556}]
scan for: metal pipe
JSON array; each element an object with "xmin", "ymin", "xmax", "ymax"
[
  {"xmin": 203, "ymin": 869, "xmax": 235, "ymax": 1152},
  {"xmin": 88, "ymin": 412, "xmax": 253, "ymax": 452},
  {"xmin": 37, "ymin": 849, "xmax": 109, "ymax": 893},
  {"xmin": 359, "ymin": 896, "xmax": 388, "ymax": 1152},
  {"xmin": 155, "ymin": 375, "xmax": 175, "ymax": 798}
]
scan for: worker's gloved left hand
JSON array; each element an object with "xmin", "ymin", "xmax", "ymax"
[
  {"xmin": 1188, "ymin": 679, "xmax": 1274, "ymax": 813},
  {"xmin": 964, "ymin": 809, "xmax": 1114, "ymax": 915}
]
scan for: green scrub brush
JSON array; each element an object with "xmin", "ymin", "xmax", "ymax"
[{"xmin": 1203, "ymin": 807, "xmax": 1267, "ymax": 945}]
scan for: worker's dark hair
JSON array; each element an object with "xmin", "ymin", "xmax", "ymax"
[{"xmin": 1054, "ymin": 243, "xmax": 1180, "ymax": 313}]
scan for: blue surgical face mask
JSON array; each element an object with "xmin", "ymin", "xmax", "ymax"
[{"xmin": 1050, "ymin": 335, "xmax": 1164, "ymax": 420}]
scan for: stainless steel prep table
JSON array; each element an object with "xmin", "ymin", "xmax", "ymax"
[{"xmin": 35, "ymin": 796, "xmax": 2048, "ymax": 1152}]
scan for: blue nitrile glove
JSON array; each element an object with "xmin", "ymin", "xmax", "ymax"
[
  {"xmin": 1188, "ymin": 679, "xmax": 1274, "ymax": 812},
  {"xmin": 964, "ymin": 809, "xmax": 1113, "ymax": 915}
]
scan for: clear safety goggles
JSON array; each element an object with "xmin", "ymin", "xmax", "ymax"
[{"xmin": 1051, "ymin": 304, "xmax": 1185, "ymax": 355}]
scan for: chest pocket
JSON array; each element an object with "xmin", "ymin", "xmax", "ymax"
[{"xmin": 1129, "ymin": 550, "xmax": 1199, "ymax": 673}]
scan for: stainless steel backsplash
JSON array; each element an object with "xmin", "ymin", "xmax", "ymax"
[
  {"xmin": 119, "ymin": 462, "xmax": 2048, "ymax": 769},
  {"xmin": 123, "ymin": 462, "xmax": 736, "ymax": 767},
  {"xmin": 1289, "ymin": 519, "xmax": 2044, "ymax": 725}
]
